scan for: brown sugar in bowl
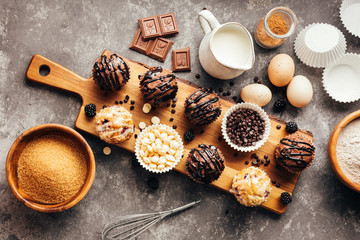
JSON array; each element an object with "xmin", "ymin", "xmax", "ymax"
[
  {"xmin": 328, "ymin": 110, "xmax": 360, "ymax": 193},
  {"xmin": 6, "ymin": 124, "xmax": 96, "ymax": 212}
]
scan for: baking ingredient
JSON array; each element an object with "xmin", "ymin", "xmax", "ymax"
[
  {"xmin": 255, "ymin": 16, "xmax": 286, "ymax": 48},
  {"xmin": 286, "ymin": 122, "xmax": 298, "ymax": 133},
  {"xmin": 240, "ymin": 83, "xmax": 272, "ymax": 107},
  {"xmin": 336, "ymin": 118, "xmax": 360, "ymax": 186},
  {"xmin": 17, "ymin": 134, "xmax": 87, "ymax": 204},
  {"xmin": 184, "ymin": 129, "xmax": 195, "ymax": 142},
  {"xmin": 84, "ymin": 103, "xmax": 97, "ymax": 117},
  {"xmin": 147, "ymin": 177, "xmax": 159, "ymax": 190},
  {"xmin": 151, "ymin": 116, "xmax": 160, "ymax": 125},
  {"xmin": 142, "ymin": 103, "xmax": 152, "ymax": 113},
  {"xmin": 286, "ymin": 75, "xmax": 313, "ymax": 107},
  {"xmin": 139, "ymin": 122, "xmax": 147, "ymax": 129},
  {"xmin": 103, "ymin": 146, "xmax": 111, "ymax": 155},
  {"xmin": 268, "ymin": 14, "xmax": 288, "ymax": 35},
  {"xmin": 268, "ymin": 54, "xmax": 295, "ymax": 87},
  {"xmin": 280, "ymin": 192, "xmax": 292, "ymax": 205}
]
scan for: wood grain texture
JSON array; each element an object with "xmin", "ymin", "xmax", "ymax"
[{"xmin": 26, "ymin": 50, "xmax": 314, "ymax": 214}]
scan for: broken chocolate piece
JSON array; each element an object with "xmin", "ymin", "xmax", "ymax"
[
  {"xmin": 147, "ymin": 38, "xmax": 174, "ymax": 62},
  {"xmin": 172, "ymin": 47, "xmax": 191, "ymax": 72},
  {"xmin": 129, "ymin": 29, "xmax": 153, "ymax": 54}
]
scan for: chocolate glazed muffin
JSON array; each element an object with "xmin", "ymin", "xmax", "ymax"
[
  {"xmin": 184, "ymin": 88, "xmax": 222, "ymax": 125},
  {"xmin": 186, "ymin": 144, "xmax": 225, "ymax": 184},
  {"xmin": 93, "ymin": 51, "xmax": 130, "ymax": 91},
  {"xmin": 275, "ymin": 133, "xmax": 315, "ymax": 173},
  {"xmin": 139, "ymin": 67, "xmax": 178, "ymax": 107}
]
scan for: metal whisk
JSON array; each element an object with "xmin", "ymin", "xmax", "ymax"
[{"xmin": 101, "ymin": 200, "xmax": 201, "ymax": 240}]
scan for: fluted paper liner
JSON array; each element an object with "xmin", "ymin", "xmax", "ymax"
[
  {"xmin": 323, "ymin": 53, "xmax": 360, "ymax": 103},
  {"xmin": 294, "ymin": 23, "xmax": 346, "ymax": 68},
  {"xmin": 221, "ymin": 103, "xmax": 271, "ymax": 152},
  {"xmin": 340, "ymin": 0, "xmax": 360, "ymax": 38},
  {"xmin": 135, "ymin": 124, "xmax": 184, "ymax": 173}
]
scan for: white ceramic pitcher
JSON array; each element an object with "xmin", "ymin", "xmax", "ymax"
[{"xmin": 198, "ymin": 10, "xmax": 255, "ymax": 80}]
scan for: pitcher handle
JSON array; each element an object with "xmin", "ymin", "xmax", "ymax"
[{"xmin": 198, "ymin": 10, "xmax": 220, "ymax": 35}]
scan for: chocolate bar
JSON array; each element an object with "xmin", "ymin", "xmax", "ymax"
[
  {"xmin": 138, "ymin": 16, "xmax": 162, "ymax": 39},
  {"xmin": 171, "ymin": 47, "xmax": 191, "ymax": 71},
  {"xmin": 129, "ymin": 28, "xmax": 153, "ymax": 54},
  {"xmin": 158, "ymin": 12, "xmax": 179, "ymax": 36},
  {"xmin": 147, "ymin": 38, "xmax": 174, "ymax": 62},
  {"xmin": 138, "ymin": 12, "xmax": 179, "ymax": 39}
]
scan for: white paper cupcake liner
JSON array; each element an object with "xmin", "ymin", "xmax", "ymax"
[
  {"xmin": 340, "ymin": 0, "xmax": 360, "ymax": 38},
  {"xmin": 134, "ymin": 124, "xmax": 184, "ymax": 173},
  {"xmin": 322, "ymin": 53, "xmax": 360, "ymax": 103},
  {"xmin": 221, "ymin": 103, "xmax": 271, "ymax": 152},
  {"xmin": 294, "ymin": 23, "xmax": 346, "ymax": 68}
]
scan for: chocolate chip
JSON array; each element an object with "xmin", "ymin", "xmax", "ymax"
[
  {"xmin": 264, "ymin": 155, "xmax": 268, "ymax": 159},
  {"xmin": 276, "ymin": 183, "xmax": 281, "ymax": 188},
  {"xmin": 222, "ymin": 92, "xmax": 226, "ymax": 96},
  {"xmin": 229, "ymin": 81, "xmax": 234, "ymax": 86},
  {"xmin": 171, "ymin": 103, "xmax": 176, "ymax": 108},
  {"xmin": 272, "ymin": 179, "xmax": 276, "ymax": 184},
  {"xmin": 124, "ymin": 99, "xmax": 128, "ymax": 103},
  {"xmin": 218, "ymin": 88, "xmax": 223, "ymax": 93},
  {"xmin": 226, "ymin": 91, "xmax": 231, "ymax": 96},
  {"xmin": 130, "ymin": 106, "xmax": 134, "ymax": 110},
  {"xmin": 115, "ymin": 101, "xmax": 118, "ymax": 104},
  {"xmin": 171, "ymin": 109, "xmax": 176, "ymax": 114},
  {"xmin": 276, "ymin": 125, "xmax": 281, "ymax": 130},
  {"xmin": 252, "ymin": 160, "xmax": 258, "ymax": 166},
  {"xmin": 195, "ymin": 74, "xmax": 201, "ymax": 79},
  {"xmin": 134, "ymin": 134, "xmax": 138, "ymax": 139},
  {"xmin": 169, "ymin": 118, "xmax": 174, "ymax": 122},
  {"xmin": 172, "ymin": 125, "xmax": 177, "ymax": 129},
  {"xmin": 119, "ymin": 101, "xmax": 123, "ymax": 104},
  {"xmin": 232, "ymin": 96, "xmax": 237, "ymax": 101},
  {"xmin": 261, "ymin": 160, "xmax": 264, "ymax": 164},
  {"xmin": 131, "ymin": 100, "xmax": 135, "ymax": 105},
  {"xmin": 251, "ymin": 153, "xmax": 258, "ymax": 159},
  {"xmin": 102, "ymin": 105, "xmax": 107, "ymax": 109},
  {"xmin": 254, "ymin": 77, "xmax": 259, "ymax": 83},
  {"xmin": 203, "ymin": 7, "xmax": 207, "ymax": 10},
  {"xmin": 245, "ymin": 161, "xmax": 249, "ymax": 165},
  {"xmin": 125, "ymin": 95, "xmax": 130, "ymax": 100},
  {"xmin": 224, "ymin": 209, "xmax": 229, "ymax": 214},
  {"xmin": 147, "ymin": 177, "xmax": 159, "ymax": 190}
]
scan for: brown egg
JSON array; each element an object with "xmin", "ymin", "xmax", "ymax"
[{"xmin": 268, "ymin": 54, "xmax": 295, "ymax": 87}]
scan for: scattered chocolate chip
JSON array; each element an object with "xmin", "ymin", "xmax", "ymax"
[
  {"xmin": 251, "ymin": 153, "xmax": 258, "ymax": 159},
  {"xmin": 124, "ymin": 99, "xmax": 128, "ymax": 103},
  {"xmin": 226, "ymin": 91, "xmax": 231, "ymax": 96},
  {"xmin": 173, "ymin": 98, "xmax": 178, "ymax": 102},
  {"xmin": 225, "ymin": 209, "xmax": 229, "ymax": 214},
  {"xmin": 254, "ymin": 77, "xmax": 259, "ymax": 83},
  {"xmin": 245, "ymin": 161, "xmax": 249, "ymax": 165},
  {"xmin": 276, "ymin": 183, "xmax": 281, "ymax": 188},
  {"xmin": 272, "ymin": 179, "xmax": 276, "ymax": 184},
  {"xmin": 252, "ymin": 160, "xmax": 258, "ymax": 166},
  {"xmin": 229, "ymin": 81, "xmax": 234, "ymax": 86},
  {"xmin": 218, "ymin": 88, "xmax": 223, "ymax": 93},
  {"xmin": 130, "ymin": 106, "xmax": 134, "ymax": 110},
  {"xmin": 102, "ymin": 105, "xmax": 107, "ymax": 109},
  {"xmin": 131, "ymin": 100, "xmax": 135, "ymax": 105},
  {"xmin": 172, "ymin": 125, "xmax": 177, "ymax": 129},
  {"xmin": 264, "ymin": 162, "xmax": 270, "ymax": 167},
  {"xmin": 119, "ymin": 100, "xmax": 123, "ymax": 104},
  {"xmin": 232, "ymin": 96, "xmax": 237, "ymax": 101},
  {"xmin": 234, "ymin": 152, "xmax": 238, "ymax": 157},
  {"xmin": 125, "ymin": 95, "xmax": 130, "ymax": 100},
  {"xmin": 166, "ymin": 102, "xmax": 171, "ymax": 107},
  {"xmin": 264, "ymin": 155, "xmax": 268, "ymax": 159},
  {"xmin": 261, "ymin": 160, "xmax": 264, "ymax": 164},
  {"xmin": 169, "ymin": 118, "xmax": 174, "ymax": 122},
  {"xmin": 276, "ymin": 125, "xmax": 281, "ymax": 130},
  {"xmin": 222, "ymin": 92, "xmax": 226, "ymax": 96},
  {"xmin": 203, "ymin": 7, "xmax": 207, "ymax": 10},
  {"xmin": 147, "ymin": 177, "xmax": 159, "ymax": 190},
  {"xmin": 171, "ymin": 109, "xmax": 176, "ymax": 114},
  {"xmin": 171, "ymin": 103, "xmax": 176, "ymax": 108},
  {"xmin": 115, "ymin": 101, "xmax": 118, "ymax": 104},
  {"xmin": 195, "ymin": 74, "xmax": 201, "ymax": 79},
  {"xmin": 134, "ymin": 134, "xmax": 138, "ymax": 139}
]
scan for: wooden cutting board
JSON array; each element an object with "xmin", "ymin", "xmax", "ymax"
[{"xmin": 26, "ymin": 50, "xmax": 313, "ymax": 215}]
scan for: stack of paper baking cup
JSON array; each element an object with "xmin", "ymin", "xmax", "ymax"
[
  {"xmin": 294, "ymin": 23, "xmax": 346, "ymax": 68},
  {"xmin": 323, "ymin": 53, "xmax": 360, "ymax": 103},
  {"xmin": 340, "ymin": 0, "xmax": 360, "ymax": 37}
]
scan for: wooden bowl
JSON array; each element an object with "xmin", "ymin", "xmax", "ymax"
[
  {"xmin": 328, "ymin": 110, "xmax": 360, "ymax": 192},
  {"xmin": 6, "ymin": 124, "xmax": 96, "ymax": 212}
]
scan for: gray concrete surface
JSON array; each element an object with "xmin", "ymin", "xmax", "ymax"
[{"xmin": 1, "ymin": 0, "xmax": 360, "ymax": 239}]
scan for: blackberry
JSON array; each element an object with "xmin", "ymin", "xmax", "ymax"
[
  {"xmin": 147, "ymin": 177, "xmax": 159, "ymax": 190},
  {"xmin": 280, "ymin": 192, "xmax": 292, "ymax": 205},
  {"xmin": 84, "ymin": 103, "xmax": 96, "ymax": 117},
  {"xmin": 273, "ymin": 98, "xmax": 286, "ymax": 112},
  {"xmin": 184, "ymin": 129, "xmax": 195, "ymax": 142},
  {"xmin": 286, "ymin": 122, "xmax": 298, "ymax": 134}
]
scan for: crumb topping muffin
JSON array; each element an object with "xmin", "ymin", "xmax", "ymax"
[
  {"xmin": 186, "ymin": 144, "xmax": 225, "ymax": 184},
  {"xmin": 95, "ymin": 105, "xmax": 134, "ymax": 144},
  {"xmin": 184, "ymin": 88, "xmax": 221, "ymax": 125},
  {"xmin": 139, "ymin": 66, "xmax": 178, "ymax": 107},
  {"xmin": 93, "ymin": 51, "xmax": 130, "ymax": 91},
  {"xmin": 230, "ymin": 166, "xmax": 272, "ymax": 207},
  {"xmin": 275, "ymin": 133, "xmax": 315, "ymax": 173}
]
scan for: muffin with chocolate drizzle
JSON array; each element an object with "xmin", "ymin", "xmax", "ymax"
[
  {"xmin": 184, "ymin": 88, "xmax": 222, "ymax": 125},
  {"xmin": 92, "ymin": 51, "xmax": 130, "ymax": 91},
  {"xmin": 139, "ymin": 67, "xmax": 178, "ymax": 107},
  {"xmin": 275, "ymin": 133, "xmax": 315, "ymax": 173},
  {"xmin": 186, "ymin": 144, "xmax": 225, "ymax": 184}
]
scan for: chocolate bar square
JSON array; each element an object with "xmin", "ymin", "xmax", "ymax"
[
  {"xmin": 129, "ymin": 29, "xmax": 153, "ymax": 54},
  {"xmin": 158, "ymin": 12, "xmax": 179, "ymax": 36},
  {"xmin": 138, "ymin": 16, "xmax": 161, "ymax": 39},
  {"xmin": 172, "ymin": 47, "xmax": 191, "ymax": 71},
  {"xmin": 147, "ymin": 38, "xmax": 174, "ymax": 62}
]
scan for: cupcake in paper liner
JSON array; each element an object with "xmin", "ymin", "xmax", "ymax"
[
  {"xmin": 322, "ymin": 53, "xmax": 360, "ymax": 103},
  {"xmin": 221, "ymin": 103, "xmax": 271, "ymax": 152},
  {"xmin": 134, "ymin": 124, "xmax": 184, "ymax": 173},
  {"xmin": 230, "ymin": 166, "xmax": 272, "ymax": 207},
  {"xmin": 184, "ymin": 87, "xmax": 222, "ymax": 126},
  {"xmin": 294, "ymin": 23, "xmax": 346, "ymax": 68},
  {"xmin": 275, "ymin": 132, "xmax": 315, "ymax": 174},
  {"xmin": 340, "ymin": 0, "xmax": 360, "ymax": 38},
  {"xmin": 185, "ymin": 144, "xmax": 225, "ymax": 184}
]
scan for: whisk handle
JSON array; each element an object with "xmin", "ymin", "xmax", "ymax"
[{"xmin": 166, "ymin": 200, "xmax": 201, "ymax": 215}]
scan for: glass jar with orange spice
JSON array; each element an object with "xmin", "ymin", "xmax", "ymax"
[{"xmin": 254, "ymin": 7, "xmax": 297, "ymax": 49}]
